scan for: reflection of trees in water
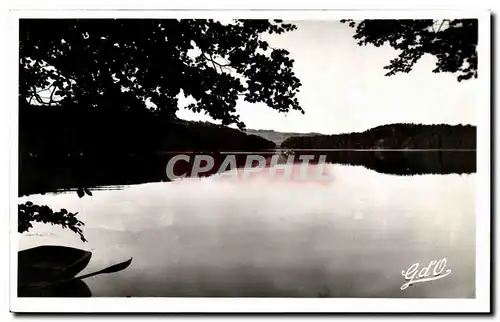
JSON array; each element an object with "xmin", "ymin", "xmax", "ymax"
[
  {"xmin": 18, "ymin": 150, "xmax": 475, "ymax": 244},
  {"xmin": 303, "ymin": 150, "xmax": 476, "ymax": 176},
  {"xmin": 20, "ymin": 151, "xmax": 476, "ymax": 197},
  {"xmin": 17, "ymin": 150, "xmax": 475, "ymax": 298}
]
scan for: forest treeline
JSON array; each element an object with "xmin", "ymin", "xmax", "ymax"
[
  {"xmin": 19, "ymin": 103, "xmax": 277, "ymax": 196},
  {"xmin": 19, "ymin": 105, "xmax": 477, "ymax": 196},
  {"xmin": 280, "ymin": 123, "xmax": 476, "ymax": 150},
  {"xmin": 19, "ymin": 103, "xmax": 276, "ymax": 158}
]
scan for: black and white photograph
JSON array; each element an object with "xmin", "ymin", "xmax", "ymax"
[{"xmin": 9, "ymin": 9, "xmax": 491, "ymax": 313}]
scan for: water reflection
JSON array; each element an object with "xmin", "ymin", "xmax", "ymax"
[
  {"xmin": 19, "ymin": 150, "xmax": 476, "ymax": 196},
  {"xmin": 19, "ymin": 162, "xmax": 476, "ymax": 298},
  {"xmin": 295, "ymin": 150, "xmax": 476, "ymax": 176},
  {"xmin": 19, "ymin": 279, "xmax": 92, "ymax": 297}
]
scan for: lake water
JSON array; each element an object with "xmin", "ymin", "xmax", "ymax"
[{"xmin": 18, "ymin": 163, "xmax": 476, "ymax": 298}]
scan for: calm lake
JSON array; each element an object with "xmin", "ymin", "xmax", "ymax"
[{"xmin": 18, "ymin": 156, "xmax": 476, "ymax": 298}]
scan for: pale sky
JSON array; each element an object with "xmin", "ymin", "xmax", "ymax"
[{"xmin": 176, "ymin": 20, "xmax": 478, "ymax": 135}]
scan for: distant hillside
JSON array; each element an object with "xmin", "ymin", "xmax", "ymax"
[
  {"xmin": 19, "ymin": 104, "xmax": 276, "ymax": 158},
  {"xmin": 280, "ymin": 123, "xmax": 476, "ymax": 150},
  {"xmin": 245, "ymin": 129, "xmax": 321, "ymax": 146}
]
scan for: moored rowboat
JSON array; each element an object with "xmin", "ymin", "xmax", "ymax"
[
  {"xmin": 18, "ymin": 245, "xmax": 132, "ymax": 297},
  {"xmin": 18, "ymin": 245, "xmax": 92, "ymax": 288}
]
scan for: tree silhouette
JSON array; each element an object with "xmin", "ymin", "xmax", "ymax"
[
  {"xmin": 18, "ymin": 202, "xmax": 86, "ymax": 242},
  {"xmin": 19, "ymin": 19, "xmax": 300, "ymax": 240},
  {"xmin": 20, "ymin": 19, "xmax": 303, "ymax": 129},
  {"xmin": 341, "ymin": 19, "xmax": 478, "ymax": 81}
]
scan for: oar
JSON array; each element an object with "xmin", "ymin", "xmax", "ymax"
[
  {"xmin": 25, "ymin": 257, "xmax": 133, "ymax": 289},
  {"xmin": 74, "ymin": 257, "xmax": 133, "ymax": 281}
]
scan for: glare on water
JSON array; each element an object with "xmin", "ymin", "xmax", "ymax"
[{"xmin": 18, "ymin": 164, "xmax": 475, "ymax": 298}]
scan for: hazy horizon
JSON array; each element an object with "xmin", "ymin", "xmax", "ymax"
[{"xmin": 243, "ymin": 121, "xmax": 476, "ymax": 135}]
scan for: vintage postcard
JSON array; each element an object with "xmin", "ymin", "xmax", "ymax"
[{"xmin": 9, "ymin": 9, "xmax": 491, "ymax": 313}]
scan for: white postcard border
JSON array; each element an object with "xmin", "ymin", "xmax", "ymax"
[{"xmin": 8, "ymin": 9, "xmax": 491, "ymax": 313}]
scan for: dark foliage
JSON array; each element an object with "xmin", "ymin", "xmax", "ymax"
[
  {"xmin": 19, "ymin": 102, "xmax": 277, "ymax": 196},
  {"xmin": 19, "ymin": 103, "xmax": 276, "ymax": 159},
  {"xmin": 19, "ymin": 18, "xmax": 297, "ymax": 239},
  {"xmin": 341, "ymin": 19, "xmax": 478, "ymax": 81},
  {"xmin": 18, "ymin": 202, "xmax": 86, "ymax": 242},
  {"xmin": 279, "ymin": 123, "xmax": 476, "ymax": 176},
  {"xmin": 20, "ymin": 19, "xmax": 302, "ymax": 129},
  {"xmin": 281, "ymin": 123, "xmax": 476, "ymax": 150}
]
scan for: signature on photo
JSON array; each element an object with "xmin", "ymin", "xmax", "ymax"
[{"xmin": 401, "ymin": 257, "xmax": 452, "ymax": 290}]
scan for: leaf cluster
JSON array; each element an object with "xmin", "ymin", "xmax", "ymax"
[{"xmin": 341, "ymin": 19, "xmax": 478, "ymax": 81}]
